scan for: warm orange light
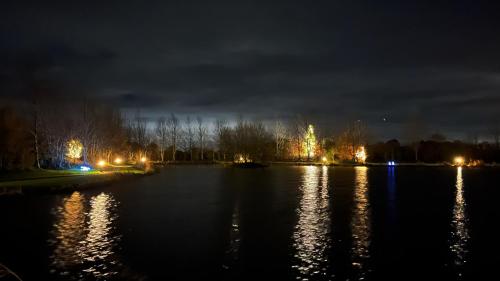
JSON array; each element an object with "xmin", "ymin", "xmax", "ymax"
[
  {"xmin": 66, "ymin": 139, "xmax": 83, "ymax": 160},
  {"xmin": 114, "ymin": 157, "xmax": 122, "ymax": 164},
  {"xmin": 140, "ymin": 157, "xmax": 147, "ymax": 163},
  {"xmin": 454, "ymin": 156, "xmax": 465, "ymax": 166},
  {"xmin": 355, "ymin": 146, "xmax": 367, "ymax": 163},
  {"xmin": 322, "ymin": 156, "xmax": 328, "ymax": 162},
  {"xmin": 97, "ymin": 160, "xmax": 106, "ymax": 167}
]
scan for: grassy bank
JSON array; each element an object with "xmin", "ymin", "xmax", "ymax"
[{"xmin": 0, "ymin": 167, "xmax": 148, "ymax": 196}]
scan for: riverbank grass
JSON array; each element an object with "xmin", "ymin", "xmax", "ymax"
[{"xmin": 0, "ymin": 167, "xmax": 146, "ymax": 195}]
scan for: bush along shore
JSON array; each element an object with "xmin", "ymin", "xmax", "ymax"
[{"xmin": 0, "ymin": 166, "xmax": 156, "ymax": 196}]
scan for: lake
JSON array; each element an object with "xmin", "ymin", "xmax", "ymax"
[{"xmin": 1, "ymin": 166, "xmax": 499, "ymax": 280}]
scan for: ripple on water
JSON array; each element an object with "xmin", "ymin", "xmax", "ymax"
[
  {"xmin": 48, "ymin": 192, "xmax": 121, "ymax": 280},
  {"xmin": 449, "ymin": 167, "xmax": 469, "ymax": 276},
  {"xmin": 350, "ymin": 166, "xmax": 371, "ymax": 280},
  {"xmin": 292, "ymin": 166, "xmax": 331, "ymax": 280}
]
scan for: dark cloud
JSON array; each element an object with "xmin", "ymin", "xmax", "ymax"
[{"xmin": 1, "ymin": 0, "xmax": 500, "ymax": 140}]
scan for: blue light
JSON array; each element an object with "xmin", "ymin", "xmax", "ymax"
[
  {"xmin": 388, "ymin": 161, "xmax": 396, "ymax": 166},
  {"xmin": 80, "ymin": 166, "xmax": 91, "ymax": 172}
]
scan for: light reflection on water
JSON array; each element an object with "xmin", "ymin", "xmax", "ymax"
[
  {"xmin": 450, "ymin": 167, "xmax": 469, "ymax": 275},
  {"xmin": 223, "ymin": 202, "xmax": 241, "ymax": 269},
  {"xmin": 49, "ymin": 192, "xmax": 86, "ymax": 270},
  {"xmin": 387, "ymin": 166, "xmax": 396, "ymax": 223},
  {"xmin": 292, "ymin": 166, "xmax": 331, "ymax": 280},
  {"xmin": 48, "ymin": 191, "xmax": 120, "ymax": 280},
  {"xmin": 351, "ymin": 166, "xmax": 371, "ymax": 279}
]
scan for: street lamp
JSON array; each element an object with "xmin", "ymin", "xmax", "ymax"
[{"xmin": 454, "ymin": 156, "xmax": 465, "ymax": 166}]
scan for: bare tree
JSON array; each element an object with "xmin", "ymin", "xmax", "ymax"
[
  {"xmin": 272, "ymin": 119, "xmax": 287, "ymax": 160},
  {"xmin": 232, "ymin": 118, "xmax": 273, "ymax": 162},
  {"xmin": 402, "ymin": 114, "xmax": 427, "ymax": 162},
  {"xmin": 184, "ymin": 116, "xmax": 195, "ymax": 160},
  {"xmin": 196, "ymin": 116, "xmax": 207, "ymax": 160},
  {"xmin": 466, "ymin": 131, "xmax": 479, "ymax": 146},
  {"xmin": 168, "ymin": 113, "xmax": 180, "ymax": 161},
  {"xmin": 290, "ymin": 116, "xmax": 307, "ymax": 160},
  {"xmin": 29, "ymin": 100, "xmax": 41, "ymax": 168},
  {"xmin": 155, "ymin": 117, "xmax": 168, "ymax": 162},
  {"xmin": 40, "ymin": 102, "xmax": 70, "ymax": 168},
  {"xmin": 336, "ymin": 120, "xmax": 368, "ymax": 161},
  {"xmin": 490, "ymin": 122, "xmax": 500, "ymax": 149},
  {"xmin": 214, "ymin": 118, "xmax": 228, "ymax": 161},
  {"xmin": 98, "ymin": 108, "xmax": 126, "ymax": 163},
  {"xmin": 77, "ymin": 100, "xmax": 98, "ymax": 164},
  {"xmin": 129, "ymin": 111, "xmax": 149, "ymax": 161}
]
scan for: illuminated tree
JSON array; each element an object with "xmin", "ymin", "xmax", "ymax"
[
  {"xmin": 303, "ymin": 124, "xmax": 317, "ymax": 161},
  {"xmin": 355, "ymin": 146, "xmax": 367, "ymax": 163},
  {"xmin": 66, "ymin": 139, "xmax": 83, "ymax": 161},
  {"xmin": 336, "ymin": 121, "xmax": 368, "ymax": 162}
]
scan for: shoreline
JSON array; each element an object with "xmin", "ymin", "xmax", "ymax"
[
  {"xmin": 0, "ymin": 168, "xmax": 154, "ymax": 197},
  {"xmin": 161, "ymin": 160, "xmax": 499, "ymax": 168}
]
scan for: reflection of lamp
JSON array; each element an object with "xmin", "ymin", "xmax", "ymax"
[
  {"xmin": 82, "ymin": 193, "xmax": 119, "ymax": 279},
  {"xmin": 292, "ymin": 166, "xmax": 330, "ymax": 277},
  {"xmin": 114, "ymin": 157, "xmax": 122, "ymax": 164},
  {"xmin": 352, "ymin": 166, "xmax": 370, "ymax": 274},
  {"xmin": 50, "ymin": 192, "xmax": 86, "ymax": 274}
]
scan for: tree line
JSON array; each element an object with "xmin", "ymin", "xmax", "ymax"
[{"xmin": 1, "ymin": 99, "xmax": 500, "ymax": 171}]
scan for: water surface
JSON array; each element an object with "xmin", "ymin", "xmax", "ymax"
[{"xmin": 1, "ymin": 166, "xmax": 499, "ymax": 280}]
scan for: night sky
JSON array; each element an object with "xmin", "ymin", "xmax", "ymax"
[{"xmin": 1, "ymin": 0, "xmax": 500, "ymax": 140}]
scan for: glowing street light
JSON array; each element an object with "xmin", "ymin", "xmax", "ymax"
[
  {"xmin": 454, "ymin": 156, "xmax": 465, "ymax": 166},
  {"xmin": 322, "ymin": 156, "xmax": 328, "ymax": 162},
  {"xmin": 97, "ymin": 160, "xmax": 106, "ymax": 167},
  {"xmin": 114, "ymin": 157, "xmax": 122, "ymax": 164},
  {"xmin": 140, "ymin": 157, "xmax": 147, "ymax": 163}
]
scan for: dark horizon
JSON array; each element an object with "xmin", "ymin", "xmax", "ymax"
[{"xmin": 1, "ymin": 0, "xmax": 500, "ymax": 141}]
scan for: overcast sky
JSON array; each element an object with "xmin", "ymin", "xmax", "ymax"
[{"xmin": 1, "ymin": 0, "xmax": 500, "ymax": 140}]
